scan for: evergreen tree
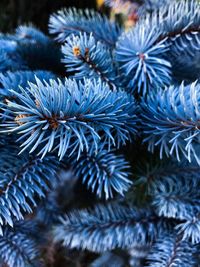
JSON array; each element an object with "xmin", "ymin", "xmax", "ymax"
[{"xmin": 0, "ymin": 0, "xmax": 199, "ymax": 266}]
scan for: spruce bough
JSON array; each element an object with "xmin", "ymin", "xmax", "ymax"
[{"xmin": 0, "ymin": 0, "xmax": 199, "ymax": 266}]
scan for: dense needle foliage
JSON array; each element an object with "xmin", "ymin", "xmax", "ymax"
[{"xmin": 0, "ymin": 0, "xmax": 199, "ymax": 266}]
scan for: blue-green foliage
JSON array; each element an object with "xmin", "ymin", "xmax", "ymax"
[
  {"xmin": 0, "ymin": 26, "xmax": 63, "ymax": 74},
  {"xmin": 0, "ymin": 145, "xmax": 59, "ymax": 234},
  {"xmin": 69, "ymin": 149, "xmax": 132, "ymax": 199},
  {"xmin": 0, "ymin": 0, "xmax": 199, "ymax": 266},
  {"xmin": 0, "ymin": 70, "xmax": 55, "ymax": 100},
  {"xmin": 49, "ymin": 8, "xmax": 122, "ymax": 47},
  {"xmin": 132, "ymin": 157, "xmax": 200, "ymax": 247},
  {"xmin": 62, "ymin": 33, "xmax": 119, "ymax": 89},
  {"xmin": 115, "ymin": 18, "xmax": 172, "ymax": 94},
  {"xmin": 160, "ymin": 0, "xmax": 200, "ymax": 82},
  {"xmin": 15, "ymin": 25, "xmax": 50, "ymax": 44},
  {"xmin": 151, "ymin": 168, "xmax": 200, "ymax": 220},
  {"xmin": 53, "ymin": 203, "xmax": 163, "ymax": 252},
  {"xmin": 0, "ymin": 227, "xmax": 41, "ymax": 267},
  {"xmin": 0, "ymin": 37, "xmax": 26, "ymax": 72},
  {"xmin": 1, "ymin": 78, "xmax": 137, "ymax": 159},
  {"xmin": 140, "ymin": 82, "xmax": 200, "ymax": 164},
  {"xmin": 115, "ymin": 0, "xmax": 200, "ymax": 94},
  {"xmin": 140, "ymin": 0, "xmax": 172, "ymax": 12},
  {"xmin": 145, "ymin": 232, "xmax": 198, "ymax": 267}
]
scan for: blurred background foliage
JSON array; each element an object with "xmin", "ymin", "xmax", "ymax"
[{"xmin": 0, "ymin": 0, "xmax": 97, "ymax": 33}]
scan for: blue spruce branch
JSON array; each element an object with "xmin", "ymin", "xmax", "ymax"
[
  {"xmin": 49, "ymin": 8, "xmax": 122, "ymax": 47},
  {"xmin": 53, "ymin": 203, "xmax": 164, "ymax": 252},
  {"xmin": 140, "ymin": 81, "xmax": 200, "ymax": 165},
  {"xmin": 69, "ymin": 149, "xmax": 132, "ymax": 199},
  {"xmin": 0, "ymin": 145, "xmax": 59, "ymax": 234},
  {"xmin": 115, "ymin": 17, "xmax": 172, "ymax": 94},
  {"xmin": 0, "ymin": 227, "xmax": 42, "ymax": 267},
  {"xmin": 0, "ymin": 70, "xmax": 55, "ymax": 101},
  {"xmin": 62, "ymin": 32, "xmax": 119, "ymax": 90},
  {"xmin": 0, "ymin": 78, "xmax": 138, "ymax": 159},
  {"xmin": 145, "ymin": 232, "xmax": 198, "ymax": 267}
]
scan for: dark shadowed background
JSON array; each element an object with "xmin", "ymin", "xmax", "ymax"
[{"xmin": 0, "ymin": 0, "xmax": 97, "ymax": 33}]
